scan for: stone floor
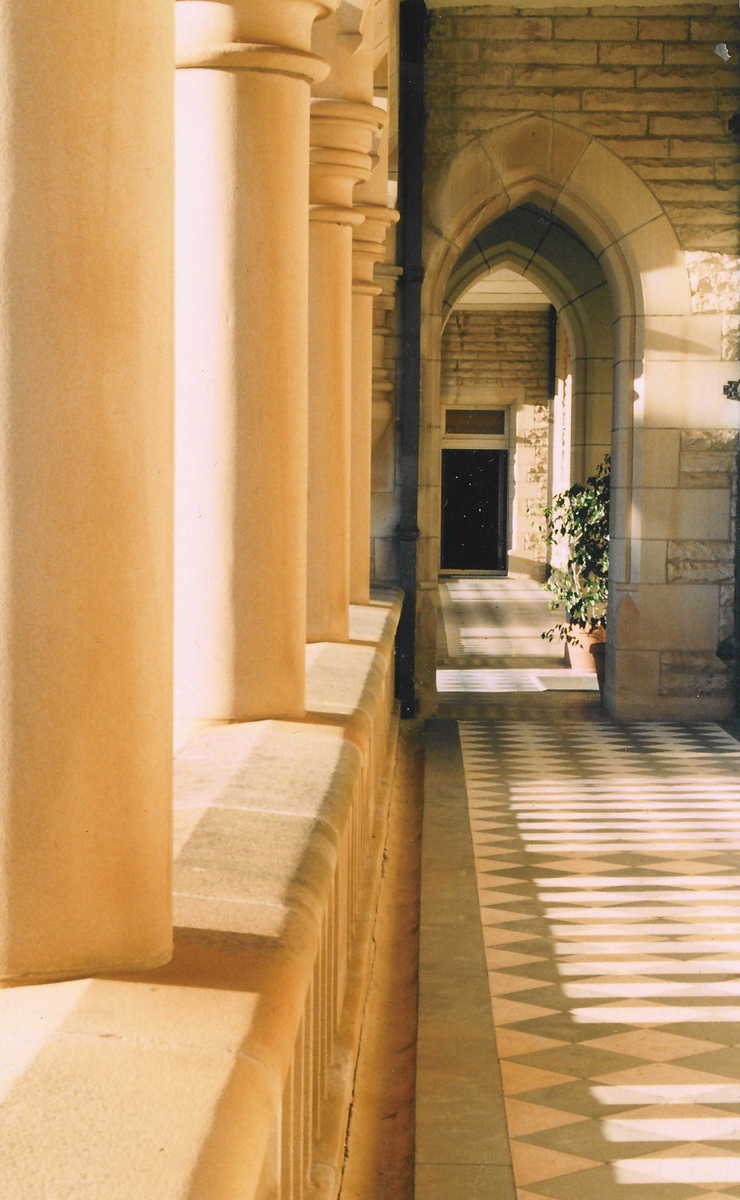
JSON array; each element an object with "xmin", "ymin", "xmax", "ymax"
[
  {"xmin": 417, "ymin": 717, "xmax": 740, "ymax": 1200},
  {"xmin": 417, "ymin": 576, "xmax": 740, "ymax": 1200},
  {"xmin": 438, "ymin": 576, "xmax": 567, "ymax": 667},
  {"xmin": 435, "ymin": 577, "xmax": 599, "ymax": 716}
]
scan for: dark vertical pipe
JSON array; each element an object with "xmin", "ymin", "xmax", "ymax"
[
  {"xmin": 547, "ymin": 304, "xmax": 557, "ymax": 399},
  {"xmin": 395, "ymin": 0, "xmax": 427, "ymax": 718},
  {"xmin": 734, "ymin": 445, "xmax": 740, "ymax": 715}
]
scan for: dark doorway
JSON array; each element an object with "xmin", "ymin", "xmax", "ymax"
[{"xmin": 441, "ymin": 448, "xmax": 508, "ymax": 571}]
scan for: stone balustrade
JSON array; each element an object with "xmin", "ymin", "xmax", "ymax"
[{"xmin": 0, "ymin": 593, "xmax": 401, "ymax": 1200}]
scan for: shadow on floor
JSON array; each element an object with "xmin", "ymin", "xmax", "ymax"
[{"xmin": 434, "ymin": 576, "xmax": 602, "ymax": 720}]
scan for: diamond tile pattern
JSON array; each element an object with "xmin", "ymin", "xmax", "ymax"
[{"xmin": 459, "ymin": 719, "xmax": 740, "ymax": 1198}]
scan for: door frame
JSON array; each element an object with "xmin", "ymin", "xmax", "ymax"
[
  {"xmin": 439, "ymin": 409, "xmax": 511, "ymax": 576},
  {"xmin": 439, "ymin": 445, "xmax": 509, "ymax": 576}
]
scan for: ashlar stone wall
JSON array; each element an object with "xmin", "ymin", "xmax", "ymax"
[
  {"xmin": 659, "ymin": 247, "xmax": 740, "ymax": 701},
  {"xmin": 426, "ymin": 4, "xmax": 740, "ymax": 254},
  {"xmin": 441, "ymin": 308, "xmax": 551, "ymax": 404}
]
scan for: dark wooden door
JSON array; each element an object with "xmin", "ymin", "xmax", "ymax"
[{"xmin": 441, "ymin": 448, "xmax": 508, "ymax": 571}]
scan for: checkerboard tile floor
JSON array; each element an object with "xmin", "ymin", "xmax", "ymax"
[{"xmin": 459, "ymin": 718, "xmax": 740, "ymax": 1200}]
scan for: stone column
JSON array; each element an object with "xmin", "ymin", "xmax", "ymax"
[
  {"xmin": 350, "ymin": 259, "xmax": 384, "ymax": 605},
  {"xmin": 0, "ymin": 1, "xmax": 173, "ymax": 980},
  {"xmin": 307, "ymin": 8, "xmax": 383, "ymax": 640},
  {"xmin": 307, "ymin": 112, "xmax": 380, "ymax": 639},
  {"xmin": 371, "ymin": 264, "xmax": 403, "ymax": 583},
  {"xmin": 350, "ymin": 119, "xmax": 399, "ymax": 604},
  {"xmin": 175, "ymin": 0, "xmax": 333, "ymax": 728}
]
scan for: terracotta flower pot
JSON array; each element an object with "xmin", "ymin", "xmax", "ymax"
[
  {"xmin": 591, "ymin": 641, "xmax": 606, "ymax": 696},
  {"xmin": 566, "ymin": 625, "xmax": 606, "ymax": 673}
]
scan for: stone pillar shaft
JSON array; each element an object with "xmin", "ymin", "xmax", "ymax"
[
  {"xmin": 306, "ymin": 100, "xmax": 377, "ymax": 641},
  {"xmin": 350, "ymin": 283, "xmax": 380, "ymax": 604},
  {"xmin": 175, "ymin": 1, "xmax": 332, "ymax": 723},
  {"xmin": 350, "ymin": 193, "xmax": 398, "ymax": 603},
  {"xmin": 0, "ymin": 0, "xmax": 173, "ymax": 980},
  {"xmin": 308, "ymin": 216, "xmax": 357, "ymax": 642}
]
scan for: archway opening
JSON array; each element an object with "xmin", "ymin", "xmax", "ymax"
[{"xmin": 432, "ymin": 204, "xmax": 614, "ymax": 711}]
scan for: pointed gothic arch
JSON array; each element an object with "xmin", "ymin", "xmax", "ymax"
[{"xmin": 416, "ymin": 114, "xmax": 734, "ymax": 722}]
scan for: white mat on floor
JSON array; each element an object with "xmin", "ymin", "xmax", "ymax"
[{"xmin": 436, "ymin": 668, "xmax": 599, "ymax": 693}]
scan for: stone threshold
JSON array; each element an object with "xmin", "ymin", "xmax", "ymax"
[{"xmin": 0, "ymin": 591, "xmax": 402, "ymax": 1200}]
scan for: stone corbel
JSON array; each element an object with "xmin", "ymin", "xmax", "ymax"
[{"xmin": 336, "ymin": 0, "xmax": 369, "ymax": 51}]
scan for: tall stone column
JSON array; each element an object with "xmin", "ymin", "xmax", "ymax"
[
  {"xmin": 350, "ymin": 119, "xmax": 399, "ymax": 603},
  {"xmin": 307, "ymin": 9, "xmax": 383, "ymax": 639},
  {"xmin": 371, "ymin": 264, "xmax": 403, "ymax": 583},
  {"xmin": 175, "ymin": 1, "xmax": 333, "ymax": 727},
  {"xmin": 307, "ymin": 106, "xmax": 380, "ymax": 640},
  {"xmin": 0, "ymin": 1, "xmax": 173, "ymax": 980},
  {"xmin": 351, "ymin": 255, "xmax": 383, "ymax": 604}
]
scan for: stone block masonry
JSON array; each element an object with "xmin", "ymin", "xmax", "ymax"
[
  {"xmin": 441, "ymin": 309, "xmax": 551, "ymax": 406},
  {"xmin": 426, "ymin": 3, "xmax": 740, "ymax": 252},
  {"xmin": 661, "ymin": 428, "xmax": 738, "ymax": 699}
]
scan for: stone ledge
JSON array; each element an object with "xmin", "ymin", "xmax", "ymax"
[{"xmin": 0, "ymin": 591, "xmax": 402, "ymax": 1200}]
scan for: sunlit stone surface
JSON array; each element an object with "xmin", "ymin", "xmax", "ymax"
[{"xmin": 418, "ymin": 716, "xmax": 740, "ymax": 1198}]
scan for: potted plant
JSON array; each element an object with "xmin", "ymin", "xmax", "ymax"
[{"xmin": 540, "ymin": 454, "xmax": 610, "ymax": 676}]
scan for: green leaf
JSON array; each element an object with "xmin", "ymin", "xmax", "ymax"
[{"xmin": 539, "ymin": 454, "xmax": 610, "ymax": 640}]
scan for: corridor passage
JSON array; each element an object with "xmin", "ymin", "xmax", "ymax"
[
  {"xmin": 438, "ymin": 577, "xmax": 564, "ymax": 667},
  {"xmin": 435, "ymin": 577, "xmax": 599, "ymax": 714},
  {"xmin": 417, "ymin": 716, "xmax": 740, "ymax": 1200}
]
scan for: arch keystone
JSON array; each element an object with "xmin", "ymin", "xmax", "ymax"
[{"xmin": 480, "ymin": 116, "xmax": 589, "ymax": 199}]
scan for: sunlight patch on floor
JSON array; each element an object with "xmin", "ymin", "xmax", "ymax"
[
  {"xmin": 459, "ymin": 718, "xmax": 740, "ymax": 1199},
  {"xmin": 436, "ymin": 669, "xmax": 598, "ymax": 693}
]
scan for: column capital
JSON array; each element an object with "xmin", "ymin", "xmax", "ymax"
[
  {"xmin": 310, "ymin": 100, "xmax": 384, "ymax": 214},
  {"xmin": 177, "ymin": 42, "xmax": 329, "ymax": 84},
  {"xmin": 376, "ymin": 264, "xmax": 404, "ymax": 311},
  {"xmin": 354, "ymin": 202, "xmax": 400, "ymax": 226},
  {"xmin": 376, "ymin": 264, "xmax": 404, "ymax": 288},
  {"xmin": 352, "ymin": 279, "xmax": 382, "ymax": 296},
  {"xmin": 310, "ymin": 98, "xmax": 385, "ymax": 146},
  {"xmin": 354, "ymin": 202, "xmax": 400, "ymax": 246},
  {"xmin": 176, "ymin": 0, "xmax": 337, "ymax": 81},
  {"xmin": 352, "ymin": 204, "xmax": 399, "ymax": 291}
]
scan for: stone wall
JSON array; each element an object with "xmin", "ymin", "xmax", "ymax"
[
  {"xmin": 687, "ymin": 249, "xmax": 740, "ymax": 362},
  {"xmin": 426, "ymin": 4, "xmax": 740, "ymax": 253},
  {"xmin": 441, "ymin": 308, "xmax": 551, "ymax": 404},
  {"xmin": 660, "ymin": 428, "xmax": 737, "ymax": 700},
  {"xmin": 675, "ymin": 251, "xmax": 740, "ymax": 702}
]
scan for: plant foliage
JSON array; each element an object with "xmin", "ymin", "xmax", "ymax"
[{"xmin": 541, "ymin": 455, "xmax": 610, "ymax": 644}]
